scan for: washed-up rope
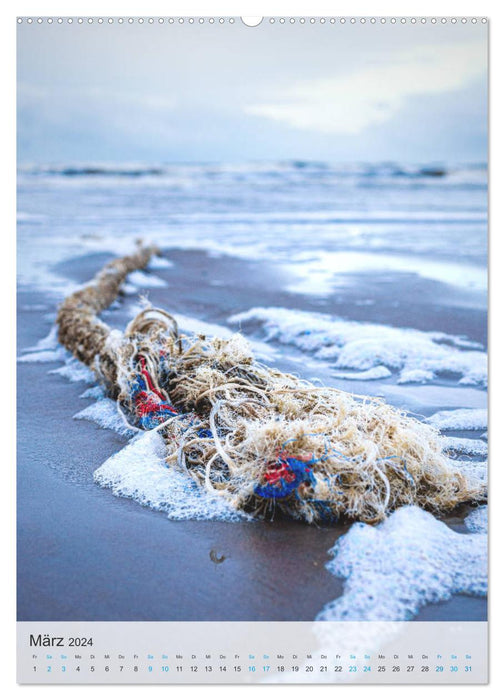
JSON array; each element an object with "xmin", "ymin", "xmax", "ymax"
[
  {"xmin": 56, "ymin": 244, "xmax": 487, "ymax": 524},
  {"xmin": 131, "ymin": 355, "xmax": 179, "ymax": 429}
]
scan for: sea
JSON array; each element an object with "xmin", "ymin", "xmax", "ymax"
[{"xmin": 17, "ymin": 160, "xmax": 488, "ymax": 623}]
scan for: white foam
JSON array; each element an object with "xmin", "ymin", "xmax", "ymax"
[
  {"xmin": 465, "ymin": 506, "xmax": 488, "ymax": 534},
  {"xmin": 103, "ymin": 328, "xmax": 124, "ymax": 354},
  {"xmin": 74, "ymin": 398, "xmax": 136, "ymax": 437},
  {"xmin": 316, "ymin": 506, "xmax": 487, "ymax": 622},
  {"xmin": 332, "ymin": 366, "xmax": 392, "ymax": 381},
  {"xmin": 127, "ymin": 270, "xmax": 167, "ymax": 288},
  {"xmin": 230, "ymin": 307, "xmax": 487, "ymax": 386},
  {"xmin": 49, "ymin": 358, "xmax": 95, "ymax": 384},
  {"xmin": 80, "ymin": 385, "xmax": 106, "ymax": 400},
  {"xmin": 148, "ymin": 255, "xmax": 174, "ymax": 269},
  {"xmin": 427, "ymin": 408, "xmax": 487, "ymax": 431},
  {"xmin": 397, "ymin": 369, "xmax": 435, "ymax": 384},
  {"xmin": 453, "ymin": 460, "xmax": 487, "ymax": 487},
  {"xmin": 23, "ymin": 325, "xmax": 59, "ymax": 351},
  {"xmin": 18, "ymin": 327, "xmax": 70, "ymax": 364},
  {"xmin": 17, "ymin": 348, "xmax": 66, "ymax": 363},
  {"xmin": 94, "ymin": 431, "xmax": 249, "ymax": 521},
  {"xmin": 18, "ymin": 328, "xmax": 68, "ymax": 363},
  {"xmin": 19, "ymin": 303, "xmax": 50, "ymax": 311},
  {"xmin": 442, "ymin": 436, "xmax": 488, "ymax": 457}
]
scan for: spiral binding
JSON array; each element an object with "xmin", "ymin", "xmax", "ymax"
[{"xmin": 17, "ymin": 17, "xmax": 488, "ymax": 26}]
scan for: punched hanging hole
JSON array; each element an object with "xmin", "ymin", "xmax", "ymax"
[{"xmin": 241, "ymin": 17, "xmax": 263, "ymax": 27}]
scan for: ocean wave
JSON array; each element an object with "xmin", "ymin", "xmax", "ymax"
[
  {"xmin": 230, "ymin": 307, "xmax": 487, "ymax": 386},
  {"xmin": 17, "ymin": 157, "xmax": 487, "ymax": 300},
  {"xmin": 22, "ymin": 165, "xmax": 165, "ymax": 178},
  {"xmin": 18, "ymin": 161, "xmax": 487, "ymax": 186}
]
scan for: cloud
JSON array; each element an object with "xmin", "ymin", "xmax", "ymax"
[
  {"xmin": 18, "ymin": 82, "xmax": 177, "ymax": 115},
  {"xmin": 17, "ymin": 82, "xmax": 179, "ymax": 145},
  {"xmin": 245, "ymin": 41, "xmax": 487, "ymax": 135}
]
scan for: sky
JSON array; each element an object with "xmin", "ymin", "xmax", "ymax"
[{"xmin": 17, "ymin": 19, "xmax": 488, "ymax": 164}]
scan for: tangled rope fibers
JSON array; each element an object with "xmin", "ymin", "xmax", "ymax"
[{"xmin": 57, "ymin": 245, "xmax": 486, "ymax": 524}]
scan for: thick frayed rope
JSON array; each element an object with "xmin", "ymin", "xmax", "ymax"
[{"xmin": 57, "ymin": 245, "xmax": 487, "ymax": 524}]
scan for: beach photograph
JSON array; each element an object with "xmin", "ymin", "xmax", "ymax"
[{"xmin": 17, "ymin": 17, "xmax": 487, "ymax": 628}]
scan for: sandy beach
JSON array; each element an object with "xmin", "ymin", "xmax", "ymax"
[
  {"xmin": 17, "ymin": 247, "xmax": 487, "ymax": 622},
  {"xmin": 14, "ymin": 19, "xmax": 490, "ymax": 690}
]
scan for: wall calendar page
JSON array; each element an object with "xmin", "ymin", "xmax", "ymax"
[{"xmin": 16, "ymin": 13, "xmax": 488, "ymax": 685}]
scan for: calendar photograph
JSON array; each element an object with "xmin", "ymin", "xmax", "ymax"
[{"xmin": 17, "ymin": 15, "xmax": 488, "ymax": 684}]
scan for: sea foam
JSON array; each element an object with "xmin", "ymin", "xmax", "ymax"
[
  {"xmin": 18, "ymin": 326, "xmax": 66, "ymax": 363},
  {"xmin": 465, "ymin": 506, "xmax": 488, "ymax": 534},
  {"xmin": 94, "ymin": 431, "xmax": 249, "ymax": 521},
  {"xmin": 442, "ymin": 436, "xmax": 488, "ymax": 457},
  {"xmin": 316, "ymin": 505, "xmax": 487, "ymax": 622},
  {"xmin": 49, "ymin": 357, "xmax": 96, "ymax": 384},
  {"xmin": 23, "ymin": 325, "xmax": 59, "ymax": 351},
  {"xmin": 148, "ymin": 255, "xmax": 174, "ymax": 269},
  {"xmin": 127, "ymin": 270, "xmax": 167, "ymax": 288},
  {"xmin": 331, "ymin": 365, "xmax": 392, "ymax": 381},
  {"xmin": 17, "ymin": 348, "xmax": 66, "ymax": 363},
  {"xmin": 230, "ymin": 307, "xmax": 487, "ymax": 386},
  {"xmin": 74, "ymin": 398, "xmax": 136, "ymax": 438},
  {"xmin": 427, "ymin": 408, "xmax": 487, "ymax": 431},
  {"xmin": 453, "ymin": 460, "xmax": 487, "ymax": 487}
]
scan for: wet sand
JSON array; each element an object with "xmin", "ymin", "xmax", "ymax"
[{"xmin": 17, "ymin": 249, "xmax": 487, "ymax": 621}]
